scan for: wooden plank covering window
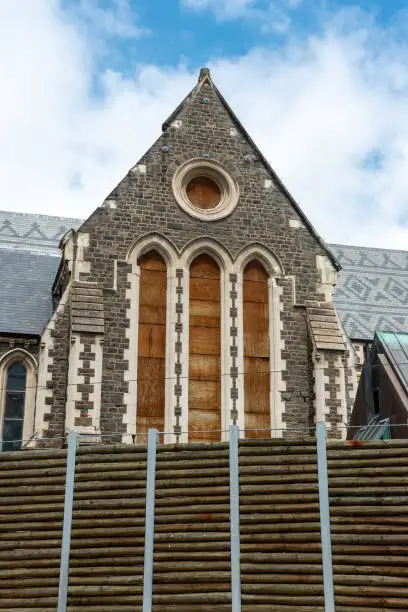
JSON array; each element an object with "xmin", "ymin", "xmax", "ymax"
[
  {"xmin": 189, "ymin": 254, "xmax": 221, "ymax": 442},
  {"xmin": 243, "ymin": 260, "xmax": 271, "ymax": 439},
  {"xmin": 137, "ymin": 251, "xmax": 167, "ymax": 438}
]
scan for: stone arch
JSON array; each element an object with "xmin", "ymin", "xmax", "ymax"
[
  {"xmin": 235, "ymin": 243, "xmax": 284, "ymax": 277},
  {"xmin": 180, "ymin": 236, "xmax": 233, "ymax": 271},
  {"xmin": 127, "ymin": 232, "xmax": 178, "ymax": 270}
]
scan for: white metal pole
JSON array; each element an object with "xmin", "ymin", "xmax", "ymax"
[
  {"xmin": 229, "ymin": 424, "xmax": 242, "ymax": 611},
  {"xmin": 316, "ymin": 422, "xmax": 335, "ymax": 611},
  {"xmin": 142, "ymin": 429, "xmax": 158, "ymax": 612},
  {"xmin": 58, "ymin": 430, "xmax": 78, "ymax": 612}
]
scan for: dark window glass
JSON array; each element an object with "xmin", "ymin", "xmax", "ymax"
[{"xmin": 2, "ymin": 362, "xmax": 26, "ymax": 452}]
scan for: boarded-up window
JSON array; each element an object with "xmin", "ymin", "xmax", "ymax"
[
  {"xmin": 137, "ymin": 251, "xmax": 167, "ymax": 437},
  {"xmin": 189, "ymin": 254, "xmax": 221, "ymax": 442},
  {"xmin": 243, "ymin": 260, "xmax": 270, "ymax": 438}
]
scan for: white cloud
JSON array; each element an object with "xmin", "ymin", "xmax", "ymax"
[
  {"xmin": 182, "ymin": 0, "xmax": 301, "ymax": 30},
  {"xmin": 0, "ymin": 1, "xmax": 408, "ymax": 249},
  {"xmin": 183, "ymin": 0, "xmax": 256, "ymax": 20},
  {"xmin": 71, "ymin": 0, "xmax": 149, "ymax": 40}
]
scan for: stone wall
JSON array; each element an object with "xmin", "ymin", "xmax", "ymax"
[{"xmin": 37, "ymin": 73, "xmax": 344, "ymax": 439}]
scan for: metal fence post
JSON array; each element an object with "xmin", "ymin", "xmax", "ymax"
[
  {"xmin": 316, "ymin": 422, "xmax": 335, "ymax": 611},
  {"xmin": 229, "ymin": 424, "xmax": 242, "ymax": 612},
  {"xmin": 58, "ymin": 430, "xmax": 78, "ymax": 612},
  {"xmin": 143, "ymin": 429, "xmax": 158, "ymax": 612}
]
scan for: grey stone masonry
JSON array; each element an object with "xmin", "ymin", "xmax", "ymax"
[{"xmin": 36, "ymin": 69, "xmax": 344, "ymax": 440}]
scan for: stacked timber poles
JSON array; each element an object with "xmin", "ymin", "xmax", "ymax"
[
  {"xmin": 9, "ymin": 426, "xmax": 408, "ymax": 611},
  {"xmin": 143, "ymin": 425, "xmax": 242, "ymax": 611},
  {"xmin": 328, "ymin": 438, "xmax": 408, "ymax": 611},
  {"xmin": 237, "ymin": 434, "xmax": 325, "ymax": 610}
]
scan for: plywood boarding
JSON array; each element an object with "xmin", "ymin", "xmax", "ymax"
[
  {"xmin": 243, "ymin": 261, "xmax": 271, "ymax": 439},
  {"xmin": 137, "ymin": 251, "xmax": 166, "ymax": 438},
  {"xmin": 189, "ymin": 254, "xmax": 221, "ymax": 442}
]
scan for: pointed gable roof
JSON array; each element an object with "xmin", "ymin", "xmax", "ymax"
[{"xmin": 163, "ymin": 68, "xmax": 340, "ymax": 271}]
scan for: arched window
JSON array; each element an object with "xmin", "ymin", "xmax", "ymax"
[
  {"xmin": 136, "ymin": 250, "xmax": 167, "ymax": 437},
  {"xmin": 1, "ymin": 362, "xmax": 27, "ymax": 451},
  {"xmin": 243, "ymin": 260, "xmax": 270, "ymax": 438},
  {"xmin": 189, "ymin": 254, "xmax": 221, "ymax": 442}
]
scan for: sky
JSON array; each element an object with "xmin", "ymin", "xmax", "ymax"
[{"xmin": 1, "ymin": 1, "xmax": 408, "ymax": 248}]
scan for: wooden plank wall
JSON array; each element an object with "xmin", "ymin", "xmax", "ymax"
[
  {"xmin": 2, "ymin": 439, "xmax": 408, "ymax": 610},
  {"xmin": 238, "ymin": 438, "xmax": 324, "ymax": 611},
  {"xmin": 137, "ymin": 251, "xmax": 167, "ymax": 436},
  {"xmin": 67, "ymin": 445, "xmax": 148, "ymax": 610},
  {"xmin": 327, "ymin": 439, "xmax": 408, "ymax": 611},
  {"xmin": 189, "ymin": 255, "xmax": 221, "ymax": 442},
  {"xmin": 0, "ymin": 448, "xmax": 67, "ymax": 610},
  {"xmin": 152, "ymin": 441, "xmax": 232, "ymax": 610},
  {"xmin": 243, "ymin": 261, "xmax": 271, "ymax": 439}
]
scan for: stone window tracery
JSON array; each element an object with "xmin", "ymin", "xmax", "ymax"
[{"xmin": 172, "ymin": 158, "xmax": 239, "ymax": 221}]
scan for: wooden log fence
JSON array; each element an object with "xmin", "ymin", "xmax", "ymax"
[{"xmin": 0, "ymin": 427, "xmax": 408, "ymax": 610}]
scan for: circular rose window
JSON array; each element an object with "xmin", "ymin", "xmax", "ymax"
[
  {"xmin": 172, "ymin": 158, "xmax": 239, "ymax": 221},
  {"xmin": 186, "ymin": 176, "xmax": 221, "ymax": 210}
]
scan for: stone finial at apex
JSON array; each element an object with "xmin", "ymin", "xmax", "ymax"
[{"xmin": 198, "ymin": 67, "xmax": 211, "ymax": 82}]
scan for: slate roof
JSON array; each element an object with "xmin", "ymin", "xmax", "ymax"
[
  {"xmin": 330, "ymin": 244, "xmax": 408, "ymax": 341},
  {"xmin": 0, "ymin": 210, "xmax": 407, "ymax": 342},
  {"xmin": 0, "ymin": 211, "xmax": 81, "ymax": 335}
]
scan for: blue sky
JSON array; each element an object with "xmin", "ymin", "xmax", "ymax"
[{"xmin": 1, "ymin": 0, "xmax": 408, "ymax": 248}]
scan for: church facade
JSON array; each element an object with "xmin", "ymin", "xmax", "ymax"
[{"xmin": 0, "ymin": 69, "xmax": 374, "ymax": 449}]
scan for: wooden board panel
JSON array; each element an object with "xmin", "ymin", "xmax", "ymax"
[
  {"xmin": 139, "ymin": 304, "xmax": 166, "ymax": 325},
  {"xmin": 189, "ymin": 255, "xmax": 221, "ymax": 443},
  {"xmin": 138, "ymin": 269, "xmax": 167, "ymax": 307},
  {"xmin": 189, "ymin": 276, "xmax": 221, "ymax": 302},
  {"xmin": 244, "ymin": 357, "xmax": 270, "ymax": 414},
  {"xmin": 137, "ymin": 358, "xmax": 165, "ymax": 417},
  {"xmin": 189, "ymin": 299, "xmax": 220, "ymax": 328},
  {"xmin": 243, "ymin": 260, "xmax": 270, "ymax": 439},
  {"xmin": 243, "ymin": 302, "xmax": 270, "ymax": 357},
  {"xmin": 138, "ymin": 323, "xmax": 166, "ymax": 358},
  {"xmin": 189, "ymin": 326, "xmax": 220, "ymax": 356},
  {"xmin": 189, "ymin": 354, "xmax": 220, "ymax": 381},
  {"xmin": 137, "ymin": 251, "xmax": 166, "ymax": 436}
]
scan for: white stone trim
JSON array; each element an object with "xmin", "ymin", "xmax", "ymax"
[
  {"xmin": 63, "ymin": 232, "xmax": 91, "ymax": 279},
  {"xmin": 314, "ymin": 351, "xmax": 330, "ymax": 426},
  {"xmin": 336, "ymin": 354, "xmax": 348, "ymax": 440},
  {"xmin": 172, "ymin": 158, "xmax": 239, "ymax": 222},
  {"xmin": 235, "ymin": 244, "xmax": 284, "ymax": 277},
  {"xmin": 89, "ymin": 338, "xmax": 103, "ymax": 435},
  {"xmin": 316, "ymin": 254, "xmax": 337, "ymax": 301},
  {"xmin": 221, "ymin": 267, "xmax": 230, "ymax": 440},
  {"xmin": 34, "ymin": 284, "xmax": 71, "ymax": 438},
  {"xmin": 235, "ymin": 272, "xmax": 245, "ymax": 432},
  {"xmin": 269, "ymin": 278, "xmax": 286, "ymax": 437},
  {"xmin": 123, "ymin": 262, "xmax": 140, "ymax": 440},
  {"xmin": 179, "ymin": 268, "xmax": 189, "ymax": 443},
  {"xmin": 164, "ymin": 268, "xmax": 178, "ymax": 443},
  {"xmin": 65, "ymin": 334, "xmax": 85, "ymax": 433},
  {"xmin": 0, "ymin": 349, "xmax": 37, "ymax": 447}
]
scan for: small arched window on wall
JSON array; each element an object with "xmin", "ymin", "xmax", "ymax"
[
  {"xmin": 243, "ymin": 261, "xmax": 271, "ymax": 439},
  {"xmin": 1, "ymin": 362, "xmax": 27, "ymax": 452},
  {"xmin": 136, "ymin": 251, "xmax": 167, "ymax": 438}
]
